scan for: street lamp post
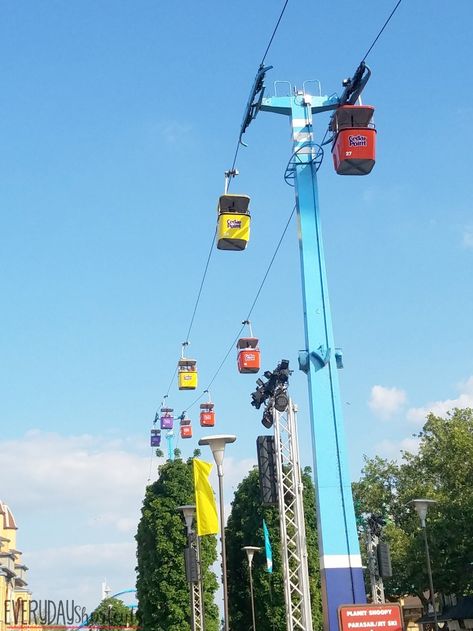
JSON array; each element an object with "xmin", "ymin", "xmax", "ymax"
[
  {"xmin": 177, "ymin": 505, "xmax": 197, "ymax": 630},
  {"xmin": 409, "ymin": 499, "xmax": 438, "ymax": 631},
  {"xmin": 242, "ymin": 546, "xmax": 261, "ymax": 631},
  {"xmin": 198, "ymin": 434, "xmax": 236, "ymax": 631}
]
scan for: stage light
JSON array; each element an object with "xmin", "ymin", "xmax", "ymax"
[
  {"xmin": 274, "ymin": 388, "xmax": 289, "ymax": 412},
  {"xmin": 261, "ymin": 408, "xmax": 273, "ymax": 428}
]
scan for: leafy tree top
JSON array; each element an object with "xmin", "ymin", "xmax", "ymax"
[
  {"xmin": 136, "ymin": 457, "xmax": 219, "ymax": 631},
  {"xmin": 353, "ymin": 408, "xmax": 473, "ymax": 602}
]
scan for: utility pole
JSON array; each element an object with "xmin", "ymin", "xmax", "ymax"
[{"xmin": 258, "ymin": 77, "xmax": 367, "ymax": 630}]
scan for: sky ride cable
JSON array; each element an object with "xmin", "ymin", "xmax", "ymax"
[
  {"xmin": 228, "ymin": 0, "xmax": 291, "ymax": 181},
  {"xmin": 153, "ymin": 0, "xmax": 404, "ymax": 463},
  {"xmin": 320, "ymin": 0, "xmax": 404, "ymax": 150},
  {"xmin": 260, "ymin": 0, "xmax": 290, "ymax": 66},
  {"xmin": 361, "ymin": 0, "xmax": 403, "ymax": 62},
  {"xmin": 158, "ymin": 0, "xmax": 292, "ymax": 409},
  {"xmin": 178, "ymin": 204, "xmax": 296, "ymax": 418}
]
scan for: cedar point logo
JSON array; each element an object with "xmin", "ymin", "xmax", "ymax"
[
  {"xmin": 3, "ymin": 598, "xmax": 138, "ymax": 630},
  {"xmin": 226, "ymin": 218, "xmax": 242, "ymax": 229},
  {"xmin": 348, "ymin": 134, "xmax": 368, "ymax": 147}
]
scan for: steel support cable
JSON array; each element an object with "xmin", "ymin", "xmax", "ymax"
[
  {"xmin": 162, "ymin": 228, "xmax": 217, "ymax": 400},
  {"xmin": 180, "ymin": 204, "xmax": 296, "ymax": 417},
  {"xmin": 184, "ymin": 227, "xmax": 217, "ymax": 344},
  {"xmin": 320, "ymin": 0, "xmax": 403, "ymax": 159},
  {"xmin": 159, "ymin": 0, "xmax": 293, "ymax": 421},
  {"xmin": 228, "ymin": 0, "xmax": 291, "ymax": 178},
  {"xmin": 260, "ymin": 0, "xmax": 291, "ymax": 66},
  {"xmin": 362, "ymin": 0, "xmax": 403, "ymax": 61}
]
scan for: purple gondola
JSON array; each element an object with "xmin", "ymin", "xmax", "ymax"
[
  {"xmin": 150, "ymin": 429, "xmax": 161, "ymax": 447},
  {"xmin": 160, "ymin": 407, "xmax": 174, "ymax": 430}
]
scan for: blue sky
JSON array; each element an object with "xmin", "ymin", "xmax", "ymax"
[{"xmin": 1, "ymin": 0, "xmax": 472, "ymax": 612}]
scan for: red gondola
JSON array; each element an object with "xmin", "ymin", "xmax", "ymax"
[
  {"xmin": 237, "ymin": 320, "xmax": 260, "ymax": 374},
  {"xmin": 331, "ymin": 105, "xmax": 376, "ymax": 175},
  {"xmin": 180, "ymin": 416, "xmax": 192, "ymax": 439},
  {"xmin": 200, "ymin": 402, "xmax": 215, "ymax": 428}
]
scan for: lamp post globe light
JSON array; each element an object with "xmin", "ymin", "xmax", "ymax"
[
  {"xmin": 198, "ymin": 435, "xmax": 236, "ymax": 631},
  {"xmin": 177, "ymin": 504, "xmax": 196, "ymax": 534},
  {"xmin": 409, "ymin": 499, "xmax": 438, "ymax": 631},
  {"xmin": 242, "ymin": 546, "xmax": 261, "ymax": 631}
]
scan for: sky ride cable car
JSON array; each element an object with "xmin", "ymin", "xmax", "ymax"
[
  {"xmin": 217, "ymin": 169, "xmax": 251, "ymax": 251},
  {"xmin": 150, "ymin": 413, "xmax": 162, "ymax": 447},
  {"xmin": 331, "ymin": 104, "xmax": 376, "ymax": 175},
  {"xmin": 178, "ymin": 342, "xmax": 198, "ymax": 390},
  {"xmin": 236, "ymin": 320, "xmax": 261, "ymax": 374},
  {"xmin": 150, "ymin": 429, "xmax": 161, "ymax": 447},
  {"xmin": 160, "ymin": 407, "xmax": 174, "ymax": 430},
  {"xmin": 179, "ymin": 414, "xmax": 193, "ymax": 439},
  {"xmin": 200, "ymin": 391, "xmax": 215, "ymax": 427}
]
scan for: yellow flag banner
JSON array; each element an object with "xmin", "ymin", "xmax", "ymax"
[{"xmin": 193, "ymin": 458, "xmax": 219, "ymax": 536}]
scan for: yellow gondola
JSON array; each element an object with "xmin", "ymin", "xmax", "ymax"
[
  {"xmin": 178, "ymin": 358, "xmax": 198, "ymax": 390},
  {"xmin": 217, "ymin": 194, "xmax": 251, "ymax": 251}
]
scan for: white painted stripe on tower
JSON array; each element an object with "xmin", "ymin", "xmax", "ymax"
[
  {"xmin": 293, "ymin": 131, "xmax": 313, "ymax": 142},
  {"xmin": 292, "ymin": 118, "xmax": 308, "ymax": 128},
  {"xmin": 320, "ymin": 554, "xmax": 363, "ymax": 569},
  {"xmin": 295, "ymin": 146, "xmax": 314, "ymax": 154}
]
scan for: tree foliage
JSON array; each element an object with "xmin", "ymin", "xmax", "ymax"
[
  {"xmin": 136, "ymin": 458, "xmax": 219, "ymax": 631},
  {"xmin": 353, "ymin": 408, "xmax": 473, "ymax": 603},
  {"xmin": 88, "ymin": 597, "xmax": 133, "ymax": 629},
  {"xmin": 226, "ymin": 467, "xmax": 323, "ymax": 631}
]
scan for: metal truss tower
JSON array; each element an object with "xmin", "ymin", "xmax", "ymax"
[
  {"xmin": 366, "ymin": 527, "xmax": 385, "ymax": 604},
  {"xmin": 273, "ymin": 398, "xmax": 313, "ymax": 631},
  {"xmin": 189, "ymin": 532, "xmax": 205, "ymax": 631}
]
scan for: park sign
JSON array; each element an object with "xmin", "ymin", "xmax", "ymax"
[{"xmin": 339, "ymin": 604, "xmax": 403, "ymax": 631}]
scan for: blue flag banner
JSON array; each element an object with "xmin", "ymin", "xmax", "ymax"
[{"xmin": 263, "ymin": 519, "xmax": 273, "ymax": 573}]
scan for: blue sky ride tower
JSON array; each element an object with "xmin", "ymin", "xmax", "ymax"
[{"xmin": 259, "ymin": 74, "xmax": 369, "ymax": 630}]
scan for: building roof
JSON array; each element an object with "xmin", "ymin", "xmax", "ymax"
[
  {"xmin": 417, "ymin": 597, "xmax": 473, "ymax": 623},
  {"xmin": 447, "ymin": 597, "xmax": 473, "ymax": 620},
  {"xmin": 0, "ymin": 502, "xmax": 18, "ymax": 530}
]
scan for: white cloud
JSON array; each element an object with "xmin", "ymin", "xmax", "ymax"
[
  {"xmin": 27, "ymin": 542, "xmax": 136, "ymax": 610},
  {"xmin": 0, "ymin": 431, "xmax": 158, "ymax": 611},
  {"xmin": 0, "ymin": 431, "xmax": 256, "ymax": 614},
  {"xmin": 369, "ymin": 385, "xmax": 407, "ymax": 419},
  {"xmin": 463, "ymin": 227, "xmax": 473, "ymax": 249},
  {"xmin": 158, "ymin": 120, "xmax": 192, "ymax": 145},
  {"xmin": 373, "ymin": 436, "xmax": 421, "ymax": 461},
  {"xmin": 407, "ymin": 376, "xmax": 473, "ymax": 424},
  {"xmin": 1, "ymin": 430, "xmax": 156, "ymax": 515}
]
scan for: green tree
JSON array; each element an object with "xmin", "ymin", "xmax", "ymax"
[
  {"xmin": 353, "ymin": 408, "xmax": 473, "ymax": 604},
  {"xmin": 88, "ymin": 597, "xmax": 133, "ymax": 629},
  {"xmin": 226, "ymin": 467, "xmax": 323, "ymax": 631},
  {"xmin": 136, "ymin": 458, "xmax": 219, "ymax": 631}
]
